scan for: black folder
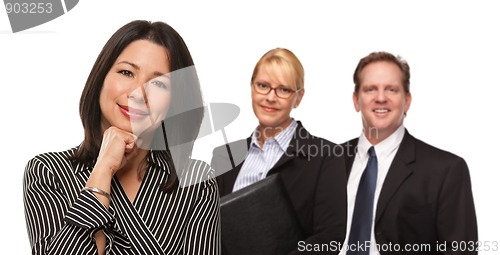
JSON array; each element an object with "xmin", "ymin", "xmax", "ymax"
[{"xmin": 220, "ymin": 174, "xmax": 305, "ymax": 255}]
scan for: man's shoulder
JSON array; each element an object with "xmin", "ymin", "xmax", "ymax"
[
  {"xmin": 338, "ymin": 137, "xmax": 359, "ymax": 158},
  {"xmin": 408, "ymin": 133, "xmax": 464, "ymax": 162},
  {"xmin": 293, "ymin": 124, "xmax": 339, "ymax": 147},
  {"xmin": 340, "ymin": 137, "xmax": 359, "ymax": 147},
  {"xmin": 395, "ymin": 132, "xmax": 469, "ymax": 176}
]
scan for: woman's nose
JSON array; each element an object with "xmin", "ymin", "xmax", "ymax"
[
  {"xmin": 265, "ymin": 88, "xmax": 277, "ymax": 101},
  {"xmin": 127, "ymin": 84, "xmax": 146, "ymax": 102}
]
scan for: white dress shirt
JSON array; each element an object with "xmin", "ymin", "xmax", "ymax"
[{"xmin": 340, "ymin": 125, "xmax": 405, "ymax": 255}]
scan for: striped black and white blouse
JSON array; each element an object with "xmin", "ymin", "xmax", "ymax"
[{"xmin": 23, "ymin": 147, "xmax": 221, "ymax": 255}]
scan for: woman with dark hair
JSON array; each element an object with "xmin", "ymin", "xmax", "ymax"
[{"xmin": 23, "ymin": 20, "xmax": 220, "ymax": 254}]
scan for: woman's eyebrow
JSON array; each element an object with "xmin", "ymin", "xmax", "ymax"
[
  {"xmin": 153, "ymin": 71, "xmax": 170, "ymax": 78},
  {"xmin": 117, "ymin": 61, "xmax": 169, "ymax": 78},
  {"xmin": 117, "ymin": 61, "xmax": 140, "ymax": 70}
]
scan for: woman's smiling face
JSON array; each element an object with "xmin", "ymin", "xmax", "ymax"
[{"xmin": 100, "ymin": 39, "xmax": 172, "ymax": 137}]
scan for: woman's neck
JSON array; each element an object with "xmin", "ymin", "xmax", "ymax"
[
  {"xmin": 256, "ymin": 118, "xmax": 293, "ymax": 147},
  {"xmin": 116, "ymin": 148, "xmax": 149, "ymax": 179}
]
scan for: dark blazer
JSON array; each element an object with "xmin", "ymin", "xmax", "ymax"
[
  {"xmin": 343, "ymin": 129, "xmax": 477, "ymax": 255},
  {"xmin": 212, "ymin": 121, "xmax": 347, "ymax": 254}
]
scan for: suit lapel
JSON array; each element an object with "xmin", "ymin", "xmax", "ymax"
[
  {"xmin": 267, "ymin": 122, "xmax": 309, "ymax": 175},
  {"xmin": 375, "ymin": 130, "xmax": 416, "ymax": 224},
  {"xmin": 221, "ymin": 138, "xmax": 250, "ymax": 194},
  {"xmin": 222, "ymin": 163, "xmax": 243, "ymax": 194},
  {"xmin": 223, "ymin": 122, "xmax": 309, "ymax": 189}
]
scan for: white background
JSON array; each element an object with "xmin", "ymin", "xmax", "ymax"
[{"xmin": 1, "ymin": 0, "xmax": 498, "ymax": 253}]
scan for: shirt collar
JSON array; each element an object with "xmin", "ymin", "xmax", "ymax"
[
  {"xmin": 147, "ymin": 150, "xmax": 169, "ymax": 172},
  {"xmin": 250, "ymin": 118, "xmax": 298, "ymax": 151},
  {"xmin": 357, "ymin": 124, "xmax": 405, "ymax": 161}
]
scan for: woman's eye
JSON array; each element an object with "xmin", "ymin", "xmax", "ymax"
[
  {"xmin": 257, "ymin": 83, "xmax": 268, "ymax": 89},
  {"xmin": 118, "ymin": 70, "xmax": 133, "ymax": 77},
  {"xmin": 150, "ymin": 80, "xmax": 170, "ymax": 90},
  {"xmin": 279, "ymin": 87, "xmax": 292, "ymax": 94}
]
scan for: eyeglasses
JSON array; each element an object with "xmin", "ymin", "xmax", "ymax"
[{"xmin": 252, "ymin": 82, "xmax": 301, "ymax": 99}]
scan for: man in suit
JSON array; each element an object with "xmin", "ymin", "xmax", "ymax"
[
  {"xmin": 341, "ymin": 51, "xmax": 477, "ymax": 255},
  {"xmin": 212, "ymin": 48, "xmax": 347, "ymax": 254}
]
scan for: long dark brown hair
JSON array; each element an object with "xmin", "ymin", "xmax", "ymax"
[{"xmin": 72, "ymin": 20, "xmax": 204, "ymax": 192}]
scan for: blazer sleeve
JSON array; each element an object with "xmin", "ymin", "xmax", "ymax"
[
  {"xmin": 23, "ymin": 157, "xmax": 124, "ymax": 255},
  {"xmin": 437, "ymin": 157, "xmax": 478, "ymax": 254},
  {"xmin": 290, "ymin": 153, "xmax": 348, "ymax": 255}
]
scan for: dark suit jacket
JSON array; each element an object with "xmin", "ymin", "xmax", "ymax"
[
  {"xmin": 212, "ymin": 121, "xmax": 347, "ymax": 254},
  {"xmin": 343, "ymin": 129, "xmax": 477, "ymax": 255}
]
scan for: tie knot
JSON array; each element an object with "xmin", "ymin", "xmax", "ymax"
[{"xmin": 368, "ymin": 146, "xmax": 376, "ymax": 158}]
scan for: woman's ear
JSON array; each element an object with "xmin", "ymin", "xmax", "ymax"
[{"xmin": 293, "ymin": 89, "xmax": 305, "ymax": 108}]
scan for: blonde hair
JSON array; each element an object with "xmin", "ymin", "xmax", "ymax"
[{"xmin": 251, "ymin": 48, "xmax": 304, "ymax": 91}]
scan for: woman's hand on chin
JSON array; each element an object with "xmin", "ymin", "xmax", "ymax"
[{"xmin": 96, "ymin": 126, "xmax": 139, "ymax": 175}]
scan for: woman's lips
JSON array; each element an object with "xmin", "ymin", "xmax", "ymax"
[
  {"xmin": 261, "ymin": 105, "xmax": 278, "ymax": 112},
  {"xmin": 118, "ymin": 104, "xmax": 149, "ymax": 120}
]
